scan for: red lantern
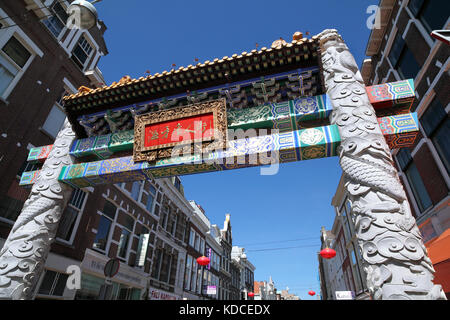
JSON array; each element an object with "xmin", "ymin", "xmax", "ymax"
[
  {"xmin": 196, "ymin": 256, "xmax": 210, "ymax": 266},
  {"xmin": 248, "ymin": 292, "xmax": 254, "ymax": 298},
  {"xmin": 308, "ymin": 290, "xmax": 315, "ymax": 296},
  {"xmin": 320, "ymin": 247, "xmax": 336, "ymax": 259}
]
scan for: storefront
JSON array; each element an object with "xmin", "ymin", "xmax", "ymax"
[{"xmin": 76, "ymin": 249, "xmax": 147, "ymax": 300}]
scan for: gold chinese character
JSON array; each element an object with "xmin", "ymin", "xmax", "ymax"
[
  {"xmin": 161, "ymin": 126, "xmax": 170, "ymax": 138},
  {"xmin": 150, "ymin": 130, "xmax": 159, "ymax": 140}
]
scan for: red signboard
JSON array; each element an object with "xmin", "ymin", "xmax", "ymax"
[
  {"xmin": 133, "ymin": 99, "xmax": 227, "ymax": 162},
  {"xmin": 144, "ymin": 113, "xmax": 215, "ymax": 148}
]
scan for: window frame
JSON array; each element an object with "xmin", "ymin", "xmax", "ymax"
[
  {"xmin": 41, "ymin": 1, "xmax": 69, "ymax": 40},
  {"xmin": 56, "ymin": 188, "xmax": 88, "ymax": 245},
  {"xmin": 71, "ymin": 33, "xmax": 95, "ymax": 71},
  {"xmin": 92, "ymin": 200, "xmax": 118, "ymax": 254},
  {"xmin": 0, "ymin": 13, "xmax": 43, "ymax": 100},
  {"xmin": 396, "ymin": 149, "xmax": 433, "ymax": 214},
  {"xmin": 35, "ymin": 269, "xmax": 70, "ymax": 299}
]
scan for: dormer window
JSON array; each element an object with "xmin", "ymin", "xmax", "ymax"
[
  {"xmin": 42, "ymin": 1, "xmax": 69, "ymax": 38},
  {"xmin": 71, "ymin": 35, "xmax": 93, "ymax": 70}
]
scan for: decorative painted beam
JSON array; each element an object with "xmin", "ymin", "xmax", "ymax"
[
  {"xmin": 19, "ymin": 170, "xmax": 40, "ymax": 186},
  {"xmin": 55, "ymin": 124, "xmax": 341, "ymax": 188},
  {"xmin": 69, "ymin": 95, "xmax": 334, "ymax": 160},
  {"xmin": 28, "ymin": 109, "xmax": 420, "ymax": 166},
  {"xmin": 227, "ymin": 94, "xmax": 332, "ymax": 131},
  {"xmin": 365, "ymin": 79, "xmax": 415, "ymax": 116},
  {"xmin": 378, "ymin": 112, "xmax": 419, "ymax": 149},
  {"xmin": 69, "ymin": 129, "xmax": 134, "ymax": 159},
  {"xmin": 27, "ymin": 145, "xmax": 53, "ymax": 163}
]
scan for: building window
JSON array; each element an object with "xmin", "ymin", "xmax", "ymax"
[
  {"xmin": 388, "ymin": 33, "xmax": 420, "ymax": 80},
  {"xmin": 420, "ymin": 98, "xmax": 450, "ymax": 175},
  {"xmin": 191, "ymin": 261, "xmax": 197, "ymax": 292},
  {"xmin": 118, "ymin": 213, "xmax": 134, "ymax": 259},
  {"xmin": 142, "ymin": 182, "xmax": 157, "ymax": 214},
  {"xmin": 340, "ymin": 201, "xmax": 353, "ymax": 242},
  {"xmin": 159, "ymin": 253, "xmax": 172, "ymax": 283},
  {"xmin": 170, "ymin": 214, "xmax": 178, "ymax": 236},
  {"xmin": 135, "ymin": 230, "xmax": 149, "ymax": 267},
  {"xmin": 56, "ymin": 188, "xmax": 87, "ymax": 241},
  {"xmin": 152, "ymin": 249, "xmax": 163, "ymax": 280},
  {"xmin": 93, "ymin": 200, "xmax": 117, "ymax": 251},
  {"xmin": 41, "ymin": 105, "xmax": 66, "ymax": 138},
  {"xmin": 189, "ymin": 229, "xmax": 195, "ymax": 247},
  {"xmin": 397, "ymin": 149, "xmax": 433, "ymax": 213},
  {"xmin": 118, "ymin": 229, "xmax": 130, "ymax": 259},
  {"xmin": 397, "ymin": 46, "xmax": 421, "ymax": 80},
  {"xmin": 408, "ymin": 0, "xmax": 450, "ymax": 34},
  {"xmin": 388, "ymin": 33, "xmax": 405, "ymax": 68},
  {"xmin": 194, "ymin": 233, "xmax": 200, "ymax": 251},
  {"xmin": 160, "ymin": 206, "xmax": 169, "ymax": 229},
  {"xmin": 0, "ymin": 36, "xmax": 31, "ymax": 97},
  {"xmin": 42, "ymin": 88, "xmax": 69, "ymax": 139},
  {"xmin": 71, "ymin": 35, "xmax": 93, "ymax": 70},
  {"xmin": 37, "ymin": 270, "xmax": 69, "ymax": 297},
  {"xmin": 184, "ymin": 255, "xmax": 192, "ymax": 290},
  {"xmin": 130, "ymin": 181, "xmax": 141, "ymax": 201},
  {"xmin": 42, "ymin": 1, "xmax": 69, "ymax": 38}
]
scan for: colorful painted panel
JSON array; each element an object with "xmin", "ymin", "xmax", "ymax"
[
  {"xmin": 70, "ymin": 131, "xmax": 132, "ymax": 159},
  {"xmin": 227, "ymin": 94, "xmax": 332, "ymax": 131},
  {"xmin": 366, "ymin": 79, "xmax": 415, "ymax": 116},
  {"xmin": 54, "ymin": 125, "xmax": 341, "ymax": 187},
  {"xmin": 70, "ymin": 134, "xmax": 113, "ymax": 159},
  {"xmin": 19, "ymin": 170, "xmax": 40, "ymax": 186},
  {"xmin": 58, "ymin": 156, "xmax": 152, "ymax": 188},
  {"xmin": 27, "ymin": 145, "xmax": 53, "ymax": 163},
  {"xmin": 378, "ymin": 112, "xmax": 419, "ymax": 149}
]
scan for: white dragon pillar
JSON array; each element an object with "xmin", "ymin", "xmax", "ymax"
[
  {"xmin": 319, "ymin": 29, "xmax": 446, "ymax": 300},
  {"xmin": 0, "ymin": 119, "xmax": 75, "ymax": 299}
]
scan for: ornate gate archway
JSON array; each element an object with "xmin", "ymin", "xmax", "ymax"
[{"xmin": 0, "ymin": 29, "xmax": 446, "ymax": 300}]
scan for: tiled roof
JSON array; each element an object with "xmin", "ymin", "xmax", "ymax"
[{"xmin": 62, "ymin": 32, "xmax": 320, "ymax": 113}]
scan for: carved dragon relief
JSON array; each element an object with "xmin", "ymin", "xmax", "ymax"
[
  {"xmin": 319, "ymin": 29, "xmax": 446, "ymax": 300},
  {"xmin": 0, "ymin": 119, "xmax": 75, "ymax": 299}
]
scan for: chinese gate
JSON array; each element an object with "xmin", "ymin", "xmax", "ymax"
[{"xmin": 0, "ymin": 29, "xmax": 446, "ymax": 300}]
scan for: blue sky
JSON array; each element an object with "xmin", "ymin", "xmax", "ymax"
[{"xmin": 95, "ymin": 0, "xmax": 376, "ymax": 300}]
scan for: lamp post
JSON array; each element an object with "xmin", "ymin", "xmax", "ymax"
[{"xmin": 67, "ymin": 0, "xmax": 101, "ymax": 30}]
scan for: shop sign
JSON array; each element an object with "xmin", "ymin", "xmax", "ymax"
[
  {"xmin": 335, "ymin": 291, "xmax": 355, "ymax": 300},
  {"xmin": 82, "ymin": 250, "xmax": 144, "ymax": 288},
  {"xmin": 149, "ymin": 288, "xmax": 181, "ymax": 300},
  {"xmin": 206, "ymin": 285, "xmax": 217, "ymax": 295}
]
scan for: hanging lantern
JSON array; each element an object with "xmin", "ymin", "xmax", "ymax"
[
  {"xmin": 320, "ymin": 247, "xmax": 336, "ymax": 259},
  {"xmin": 248, "ymin": 292, "xmax": 255, "ymax": 298},
  {"xmin": 308, "ymin": 290, "xmax": 315, "ymax": 296},
  {"xmin": 196, "ymin": 256, "xmax": 210, "ymax": 266}
]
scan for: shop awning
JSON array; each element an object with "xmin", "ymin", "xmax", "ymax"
[
  {"xmin": 427, "ymin": 229, "xmax": 450, "ymax": 264},
  {"xmin": 426, "ymin": 229, "xmax": 450, "ymax": 294}
]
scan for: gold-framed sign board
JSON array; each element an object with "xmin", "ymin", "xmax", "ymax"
[{"xmin": 133, "ymin": 98, "xmax": 228, "ymax": 162}]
